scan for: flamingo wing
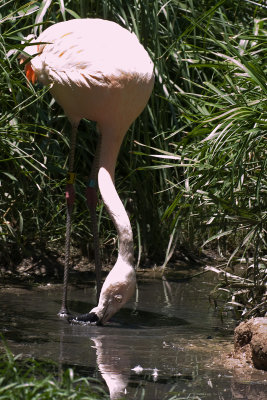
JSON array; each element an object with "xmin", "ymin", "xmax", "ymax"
[{"xmin": 30, "ymin": 19, "xmax": 152, "ymax": 88}]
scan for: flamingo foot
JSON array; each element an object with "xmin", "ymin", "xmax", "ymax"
[
  {"xmin": 58, "ymin": 308, "xmax": 70, "ymax": 318},
  {"xmin": 68, "ymin": 312, "xmax": 100, "ymax": 325}
]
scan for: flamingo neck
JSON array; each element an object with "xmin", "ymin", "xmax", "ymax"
[
  {"xmin": 97, "ymin": 127, "xmax": 134, "ymax": 267},
  {"xmin": 116, "ymin": 217, "xmax": 134, "ymax": 266},
  {"xmin": 98, "ymin": 165, "xmax": 134, "ymax": 266}
]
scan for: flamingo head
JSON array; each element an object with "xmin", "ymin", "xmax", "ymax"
[{"xmin": 69, "ymin": 262, "xmax": 136, "ymax": 325}]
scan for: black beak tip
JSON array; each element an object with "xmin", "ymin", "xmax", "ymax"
[{"xmin": 68, "ymin": 312, "xmax": 100, "ymax": 325}]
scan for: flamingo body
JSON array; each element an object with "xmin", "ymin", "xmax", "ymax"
[
  {"xmin": 22, "ymin": 18, "xmax": 154, "ymax": 324},
  {"xmin": 26, "ymin": 19, "xmax": 153, "ymax": 129}
]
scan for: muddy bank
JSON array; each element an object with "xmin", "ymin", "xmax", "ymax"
[
  {"xmin": 233, "ymin": 317, "xmax": 267, "ymax": 371},
  {"xmin": 0, "ymin": 244, "xmax": 213, "ymax": 285},
  {"xmin": 218, "ymin": 318, "xmax": 267, "ymax": 400}
]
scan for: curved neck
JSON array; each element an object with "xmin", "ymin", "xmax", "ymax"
[{"xmin": 97, "ymin": 130, "xmax": 134, "ymax": 266}]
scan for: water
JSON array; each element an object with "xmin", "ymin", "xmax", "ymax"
[{"xmin": 0, "ymin": 275, "xmax": 266, "ymax": 399}]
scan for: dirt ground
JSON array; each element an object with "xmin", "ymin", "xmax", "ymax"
[{"xmin": 228, "ymin": 318, "xmax": 267, "ymax": 371}]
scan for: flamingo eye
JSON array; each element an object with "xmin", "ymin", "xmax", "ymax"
[{"xmin": 114, "ymin": 294, "xmax": 122, "ymax": 303}]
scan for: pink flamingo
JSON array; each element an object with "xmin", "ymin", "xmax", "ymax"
[{"xmin": 21, "ymin": 18, "xmax": 154, "ymax": 325}]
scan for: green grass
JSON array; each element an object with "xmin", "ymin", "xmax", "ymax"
[
  {"xmin": 138, "ymin": 2, "xmax": 267, "ymax": 318},
  {"xmin": 0, "ymin": 346, "xmax": 108, "ymax": 400}
]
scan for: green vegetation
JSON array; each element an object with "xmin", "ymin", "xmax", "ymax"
[
  {"xmin": 0, "ymin": 346, "xmax": 108, "ymax": 399},
  {"xmin": 0, "ymin": 1, "xmax": 266, "ymax": 318}
]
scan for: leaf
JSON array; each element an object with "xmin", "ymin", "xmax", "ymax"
[{"xmin": 1, "ymin": 172, "xmax": 18, "ymax": 181}]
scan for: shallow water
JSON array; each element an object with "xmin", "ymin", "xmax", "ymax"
[{"xmin": 0, "ymin": 275, "xmax": 266, "ymax": 399}]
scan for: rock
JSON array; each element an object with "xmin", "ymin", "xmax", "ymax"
[{"xmin": 234, "ymin": 317, "xmax": 267, "ymax": 371}]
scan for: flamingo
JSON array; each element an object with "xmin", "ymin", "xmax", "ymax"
[{"xmin": 21, "ymin": 18, "xmax": 154, "ymax": 325}]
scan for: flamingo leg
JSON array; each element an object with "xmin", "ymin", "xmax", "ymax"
[
  {"xmin": 59, "ymin": 121, "xmax": 79, "ymax": 317},
  {"xmin": 86, "ymin": 131, "xmax": 102, "ymax": 302}
]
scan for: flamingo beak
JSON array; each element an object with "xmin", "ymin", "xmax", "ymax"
[{"xmin": 68, "ymin": 312, "xmax": 100, "ymax": 325}]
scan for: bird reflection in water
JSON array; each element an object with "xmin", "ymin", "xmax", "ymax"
[{"xmin": 91, "ymin": 336, "xmax": 129, "ymax": 399}]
